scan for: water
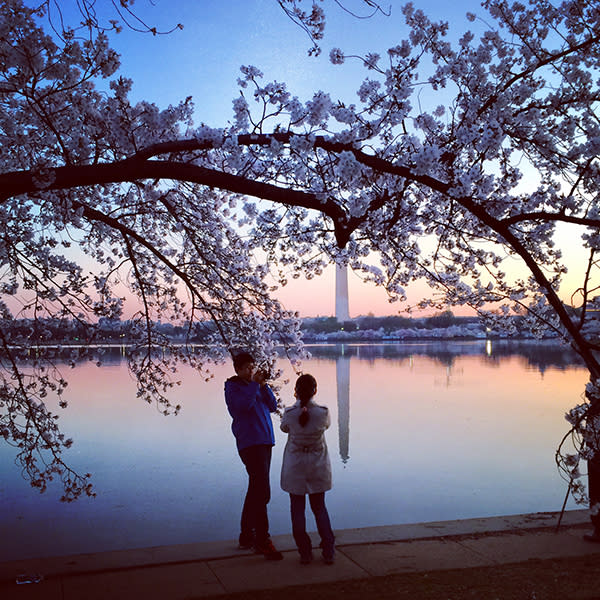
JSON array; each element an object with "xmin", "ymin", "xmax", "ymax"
[{"xmin": 0, "ymin": 341, "xmax": 589, "ymax": 562}]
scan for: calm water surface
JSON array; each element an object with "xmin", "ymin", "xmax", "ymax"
[{"xmin": 0, "ymin": 341, "xmax": 589, "ymax": 561}]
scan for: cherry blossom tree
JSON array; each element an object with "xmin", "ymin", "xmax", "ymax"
[{"xmin": 1, "ymin": 0, "xmax": 599, "ymax": 532}]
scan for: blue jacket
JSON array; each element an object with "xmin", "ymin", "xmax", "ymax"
[{"xmin": 224, "ymin": 376, "xmax": 277, "ymax": 451}]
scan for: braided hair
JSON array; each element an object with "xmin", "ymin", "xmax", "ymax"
[{"xmin": 295, "ymin": 373, "xmax": 317, "ymax": 427}]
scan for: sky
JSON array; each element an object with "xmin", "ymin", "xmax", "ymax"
[
  {"xmin": 105, "ymin": 0, "xmax": 471, "ymax": 123},
  {"xmin": 46, "ymin": 0, "xmax": 589, "ymax": 319}
]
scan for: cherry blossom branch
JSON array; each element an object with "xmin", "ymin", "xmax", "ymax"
[
  {"xmin": 457, "ymin": 194, "xmax": 600, "ymax": 376},
  {"xmin": 573, "ymin": 249, "xmax": 598, "ymax": 331},
  {"xmin": 72, "ymin": 199, "xmax": 234, "ymax": 347},
  {"xmin": 0, "ymin": 158, "xmax": 351, "ymax": 244},
  {"xmin": 501, "ymin": 212, "xmax": 600, "ymax": 228},
  {"xmin": 478, "ymin": 32, "xmax": 600, "ymax": 117}
]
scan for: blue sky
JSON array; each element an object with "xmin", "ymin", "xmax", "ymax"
[{"xmin": 108, "ymin": 0, "xmax": 477, "ymax": 121}]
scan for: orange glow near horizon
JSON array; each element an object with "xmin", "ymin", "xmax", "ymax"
[
  {"xmin": 4, "ymin": 220, "xmax": 592, "ymax": 322},
  {"xmin": 272, "ymin": 264, "xmax": 444, "ymax": 318},
  {"xmin": 5, "ymin": 264, "xmax": 586, "ymax": 321}
]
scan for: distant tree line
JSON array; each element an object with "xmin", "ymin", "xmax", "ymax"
[
  {"xmin": 302, "ymin": 311, "xmax": 480, "ymax": 335},
  {"xmin": 2, "ymin": 310, "xmax": 572, "ymax": 347},
  {"xmin": 0, "ymin": 316, "xmax": 192, "ymax": 345}
]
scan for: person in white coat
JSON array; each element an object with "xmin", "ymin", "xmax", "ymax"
[{"xmin": 280, "ymin": 374, "xmax": 335, "ymax": 564}]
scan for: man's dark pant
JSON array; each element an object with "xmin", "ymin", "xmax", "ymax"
[{"xmin": 238, "ymin": 444, "xmax": 272, "ymax": 545}]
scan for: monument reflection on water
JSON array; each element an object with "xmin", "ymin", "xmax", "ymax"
[
  {"xmin": 336, "ymin": 351, "xmax": 350, "ymax": 463},
  {"xmin": 0, "ymin": 340, "xmax": 589, "ymax": 562}
]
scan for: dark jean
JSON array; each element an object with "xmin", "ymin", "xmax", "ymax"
[
  {"xmin": 289, "ymin": 492, "xmax": 335, "ymax": 559},
  {"xmin": 238, "ymin": 444, "xmax": 272, "ymax": 545}
]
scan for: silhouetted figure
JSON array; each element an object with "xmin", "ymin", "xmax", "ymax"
[
  {"xmin": 224, "ymin": 352, "xmax": 283, "ymax": 560},
  {"xmin": 280, "ymin": 374, "xmax": 335, "ymax": 564}
]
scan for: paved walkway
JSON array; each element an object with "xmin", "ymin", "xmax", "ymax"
[{"xmin": 1, "ymin": 510, "xmax": 599, "ymax": 599}]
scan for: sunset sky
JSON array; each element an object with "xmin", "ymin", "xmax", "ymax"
[{"xmin": 55, "ymin": 0, "xmax": 589, "ymax": 318}]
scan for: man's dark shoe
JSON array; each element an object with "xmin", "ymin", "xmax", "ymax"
[
  {"xmin": 299, "ymin": 552, "xmax": 313, "ymax": 565},
  {"xmin": 255, "ymin": 538, "xmax": 283, "ymax": 560},
  {"xmin": 583, "ymin": 531, "xmax": 600, "ymax": 543}
]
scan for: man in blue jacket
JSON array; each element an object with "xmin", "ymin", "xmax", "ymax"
[{"xmin": 225, "ymin": 351, "xmax": 283, "ymax": 560}]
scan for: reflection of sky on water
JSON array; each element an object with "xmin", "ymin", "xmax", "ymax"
[{"xmin": 0, "ymin": 341, "xmax": 589, "ymax": 562}]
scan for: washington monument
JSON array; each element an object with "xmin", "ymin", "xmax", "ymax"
[{"xmin": 335, "ymin": 261, "xmax": 350, "ymax": 322}]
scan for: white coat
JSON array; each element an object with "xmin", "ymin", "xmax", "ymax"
[{"xmin": 280, "ymin": 399, "xmax": 332, "ymax": 495}]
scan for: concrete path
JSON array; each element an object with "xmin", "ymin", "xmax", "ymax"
[{"xmin": 1, "ymin": 510, "xmax": 599, "ymax": 599}]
